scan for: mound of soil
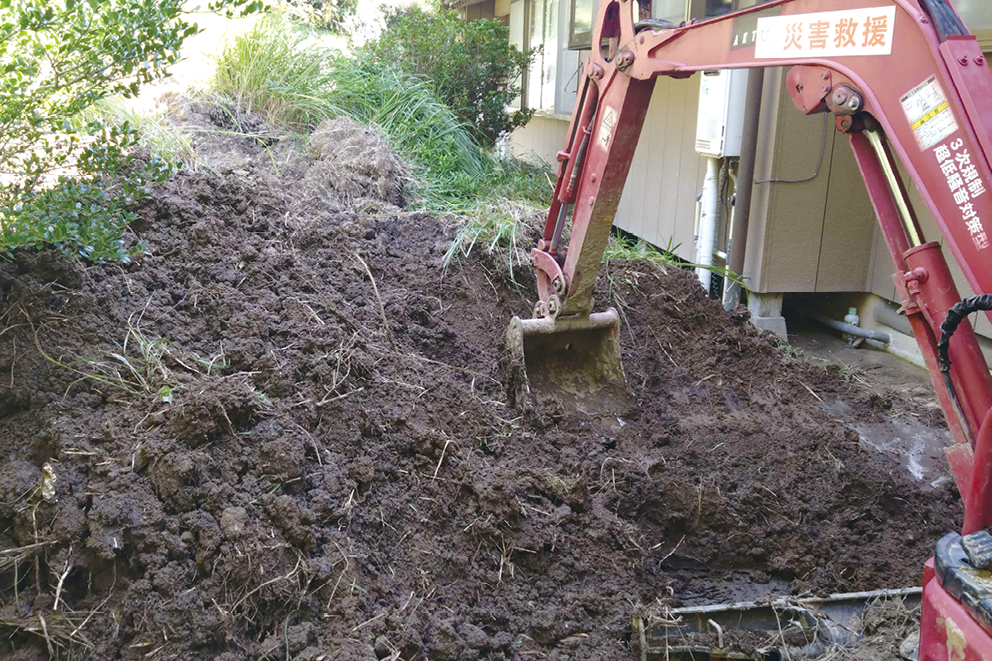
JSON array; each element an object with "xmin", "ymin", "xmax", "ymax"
[{"xmin": 0, "ymin": 119, "xmax": 960, "ymax": 660}]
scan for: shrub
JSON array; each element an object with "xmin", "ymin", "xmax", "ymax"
[
  {"xmin": 363, "ymin": 3, "xmax": 535, "ymax": 146},
  {"xmin": 211, "ymin": 14, "xmax": 552, "ymax": 217},
  {"xmin": 212, "ymin": 15, "xmax": 338, "ymax": 132},
  {"xmin": 285, "ymin": 0, "xmax": 358, "ymax": 33},
  {"xmin": 211, "ymin": 15, "xmax": 486, "ymax": 204},
  {"xmin": 0, "ymin": 0, "xmax": 258, "ymax": 262}
]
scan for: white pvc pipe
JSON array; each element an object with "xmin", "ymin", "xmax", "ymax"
[{"xmin": 697, "ymin": 157, "xmax": 721, "ymax": 292}]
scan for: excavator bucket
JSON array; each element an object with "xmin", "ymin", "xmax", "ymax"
[{"xmin": 503, "ymin": 308, "xmax": 631, "ymax": 415}]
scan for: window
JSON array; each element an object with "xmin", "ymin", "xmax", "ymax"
[
  {"xmin": 653, "ymin": 0, "xmax": 686, "ymax": 22},
  {"xmin": 509, "ymin": 0, "xmax": 526, "ymax": 109},
  {"xmin": 704, "ymin": 0, "xmax": 732, "ymax": 18},
  {"xmin": 956, "ymin": 0, "xmax": 992, "ymax": 52},
  {"xmin": 568, "ymin": 0, "xmax": 595, "ymax": 50},
  {"xmin": 508, "ymin": 0, "xmax": 560, "ymax": 113},
  {"xmin": 528, "ymin": 0, "xmax": 559, "ymax": 111}
]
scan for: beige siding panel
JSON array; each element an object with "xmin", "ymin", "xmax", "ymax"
[
  {"xmin": 678, "ymin": 82, "xmax": 707, "ymax": 260},
  {"xmin": 642, "ymin": 78, "xmax": 672, "ymax": 246},
  {"xmin": 616, "ymin": 89, "xmax": 656, "ymax": 238},
  {"xmin": 815, "ymin": 132, "xmax": 876, "ymax": 291},
  {"xmin": 613, "ymin": 76, "xmax": 702, "ymax": 260},
  {"xmin": 867, "ymin": 224, "xmax": 898, "ymax": 300},
  {"xmin": 660, "ymin": 78, "xmax": 694, "ymax": 256},
  {"xmin": 632, "ymin": 83, "xmax": 660, "ymax": 236},
  {"xmin": 510, "ymin": 77, "xmax": 703, "ymax": 262},
  {"xmin": 743, "ymin": 68, "xmax": 786, "ymax": 293},
  {"xmin": 509, "ymin": 115, "xmax": 568, "ymax": 165},
  {"xmin": 759, "ymin": 92, "xmax": 834, "ymax": 292}
]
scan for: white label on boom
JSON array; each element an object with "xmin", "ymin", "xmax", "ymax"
[
  {"xmin": 598, "ymin": 106, "xmax": 618, "ymax": 150},
  {"xmin": 754, "ymin": 6, "xmax": 896, "ymax": 59},
  {"xmin": 902, "ymin": 75, "xmax": 958, "ymax": 151}
]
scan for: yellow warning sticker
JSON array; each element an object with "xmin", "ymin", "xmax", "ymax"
[
  {"xmin": 901, "ymin": 75, "xmax": 958, "ymax": 150},
  {"xmin": 911, "ymin": 101, "xmax": 949, "ymax": 131}
]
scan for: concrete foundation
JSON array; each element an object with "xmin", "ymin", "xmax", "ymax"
[{"xmin": 748, "ymin": 292, "xmax": 788, "ymax": 340}]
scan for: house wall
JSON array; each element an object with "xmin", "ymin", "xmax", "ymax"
[
  {"xmin": 507, "ymin": 1, "xmax": 992, "ymax": 341},
  {"xmin": 744, "ymin": 68, "xmax": 878, "ymax": 295},
  {"xmin": 510, "ymin": 77, "xmax": 709, "ymax": 260},
  {"xmin": 509, "ymin": 69, "xmax": 880, "ymax": 293}
]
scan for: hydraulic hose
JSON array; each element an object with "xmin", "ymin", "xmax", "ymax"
[
  {"xmin": 920, "ymin": 0, "xmax": 970, "ymax": 42},
  {"xmin": 634, "ymin": 19, "xmax": 683, "ymax": 33},
  {"xmin": 938, "ymin": 295, "xmax": 992, "ymax": 372}
]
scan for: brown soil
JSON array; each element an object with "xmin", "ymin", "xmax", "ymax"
[{"xmin": 0, "ymin": 116, "xmax": 960, "ymax": 660}]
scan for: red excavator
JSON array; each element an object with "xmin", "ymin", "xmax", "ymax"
[{"xmin": 505, "ymin": 0, "xmax": 992, "ymax": 657}]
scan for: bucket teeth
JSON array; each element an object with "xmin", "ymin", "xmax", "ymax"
[{"xmin": 502, "ymin": 308, "xmax": 631, "ymax": 416}]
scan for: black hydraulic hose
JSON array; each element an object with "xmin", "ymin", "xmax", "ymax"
[
  {"xmin": 634, "ymin": 19, "xmax": 683, "ymax": 33},
  {"xmin": 920, "ymin": 0, "xmax": 970, "ymax": 41},
  {"xmin": 561, "ymin": 79, "xmax": 591, "ymax": 178},
  {"xmin": 566, "ymin": 92, "xmax": 599, "ymax": 197},
  {"xmin": 920, "ymin": 0, "xmax": 949, "ymax": 41},
  {"xmin": 937, "ymin": 295, "xmax": 992, "ymax": 372},
  {"xmin": 942, "ymin": 0, "xmax": 969, "ymax": 36}
]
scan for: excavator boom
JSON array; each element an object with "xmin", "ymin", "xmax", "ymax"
[{"xmin": 511, "ymin": 0, "xmax": 992, "ymax": 655}]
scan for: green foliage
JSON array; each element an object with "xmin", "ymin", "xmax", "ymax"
[
  {"xmin": 211, "ymin": 15, "xmax": 487, "ymax": 204},
  {"xmin": 211, "ymin": 15, "xmax": 338, "ymax": 131},
  {"xmin": 80, "ymin": 97, "xmax": 197, "ymax": 169},
  {"xmin": 443, "ymin": 159, "xmax": 553, "ymax": 274},
  {"xmin": 363, "ymin": 3, "xmax": 535, "ymax": 146},
  {"xmin": 284, "ymin": 0, "xmax": 358, "ymax": 33},
  {"xmin": 603, "ymin": 231, "xmax": 682, "ymax": 266},
  {"xmin": 605, "ymin": 230, "xmax": 748, "ymax": 290},
  {"xmin": 322, "ymin": 57, "xmax": 487, "ymax": 193},
  {"xmin": 0, "ymin": 0, "xmax": 259, "ymax": 263},
  {"xmin": 211, "ymin": 12, "xmax": 553, "ymax": 257}
]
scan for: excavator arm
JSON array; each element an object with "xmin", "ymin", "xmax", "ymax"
[{"xmin": 512, "ymin": 0, "xmax": 992, "ymax": 655}]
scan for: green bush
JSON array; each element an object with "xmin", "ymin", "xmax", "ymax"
[
  {"xmin": 212, "ymin": 15, "xmax": 339, "ymax": 132},
  {"xmin": 212, "ymin": 15, "xmax": 486, "ymax": 203},
  {"xmin": 285, "ymin": 0, "xmax": 358, "ymax": 33},
  {"xmin": 211, "ymin": 13, "xmax": 553, "ymax": 218},
  {"xmin": 363, "ymin": 3, "xmax": 535, "ymax": 147},
  {"xmin": 0, "ymin": 0, "xmax": 259, "ymax": 263}
]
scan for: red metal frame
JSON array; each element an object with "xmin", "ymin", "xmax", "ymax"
[{"xmin": 532, "ymin": 0, "xmax": 992, "ymax": 654}]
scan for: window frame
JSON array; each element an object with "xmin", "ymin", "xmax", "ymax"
[{"xmin": 567, "ymin": 0, "xmax": 596, "ymax": 50}]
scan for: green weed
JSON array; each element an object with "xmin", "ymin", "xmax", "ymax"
[
  {"xmin": 211, "ymin": 16, "xmax": 338, "ymax": 132},
  {"xmin": 78, "ymin": 97, "xmax": 196, "ymax": 168},
  {"xmin": 776, "ymin": 338, "xmax": 803, "ymax": 357},
  {"xmin": 30, "ymin": 300, "xmax": 225, "ymax": 402},
  {"xmin": 210, "ymin": 14, "xmax": 485, "ymax": 205}
]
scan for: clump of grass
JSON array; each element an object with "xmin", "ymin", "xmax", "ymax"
[
  {"xmin": 443, "ymin": 158, "xmax": 554, "ymax": 271},
  {"xmin": 604, "ymin": 231, "xmax": 681, "ymax": 267},
  {"xmin": 443, "ymin": 198, "xmax": 544, "ymax": 276},
  {"xmin": 29, "ymin": 300, "xmax": 226, "ymax": 402},
  {"xmin": 321, "ymin": 57, "xmax": 487, "ymax": 199},
  {"xmin": 77, "ymin": 97, "xmax": 196, "ymax": 168},
  {"xmin": 606, "ymin": 230, "xmax": 748, "ymax": 289},
  {"xmin": 210, "ymin": 14, "xmax": 485, "ymax": 205},
  {"xmin": 211, "ymin": 16, "xmax": 338, "ymax": 132}
]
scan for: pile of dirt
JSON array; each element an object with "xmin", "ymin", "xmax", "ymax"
[{"xmin": 0, "ymin": 115, "xmax": 960, "ymax": 660}]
